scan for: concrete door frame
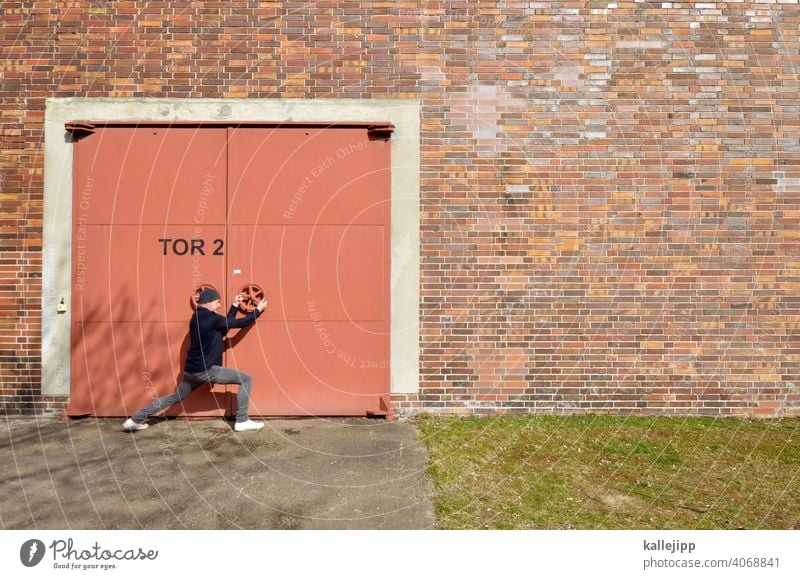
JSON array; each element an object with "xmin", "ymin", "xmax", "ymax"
[{"xmin": 42, "ymin": 98, "xmax": 420, "ymax": 401}]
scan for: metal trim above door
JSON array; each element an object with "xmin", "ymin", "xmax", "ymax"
[{"xmin": 66, "ymin": 120, "xmax": 395, "ymax": 138}]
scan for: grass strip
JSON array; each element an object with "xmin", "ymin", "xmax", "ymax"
[{"xmin": 416, "ymin": 415, "xmax": 800, "ymax": 529}]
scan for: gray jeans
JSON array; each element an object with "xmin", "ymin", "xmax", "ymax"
[{"xmin": 132, "ymin": 366, "xmax": 253, "ymax": 423}]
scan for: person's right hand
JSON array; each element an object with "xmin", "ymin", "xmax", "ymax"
[{"xmin": 256, "ymin": 299, "xmax": 268, "ymax": 313}]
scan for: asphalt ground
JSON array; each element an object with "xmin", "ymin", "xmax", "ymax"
[{"xmin": 0, "ymin": 416, "xmax": 435, "ymax": 530}]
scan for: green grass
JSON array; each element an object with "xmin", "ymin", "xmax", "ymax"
[{"xmin": 416, "ymin": 415, "xmax": 800, "ymax": 529}]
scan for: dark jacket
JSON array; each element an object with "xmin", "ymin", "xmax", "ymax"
[{"xmin": 184, "ymin": 305, "xmax": 260, "ymax": 373}]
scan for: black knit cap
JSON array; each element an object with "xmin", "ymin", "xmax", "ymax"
[{"xmin": 198, "ymin": 288, "xmax": 221, "ymax": 304}]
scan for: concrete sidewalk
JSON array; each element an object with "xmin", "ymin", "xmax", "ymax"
[{"xmin": 0, "ymin": 417, "xmax": 436, "ymax": 529}]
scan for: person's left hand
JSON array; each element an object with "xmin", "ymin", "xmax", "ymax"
[{"xmin": 232, "ymin": 293, "xmax": 244, "ymax": 308}]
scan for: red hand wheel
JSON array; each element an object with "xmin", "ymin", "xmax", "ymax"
[
  {"xmin": 190, "ymin": 283, "xmax": 219, "ymax": 310},
  {"xmin": 238, "ymin": 283, "xmax": 265, "ymax": 313}
]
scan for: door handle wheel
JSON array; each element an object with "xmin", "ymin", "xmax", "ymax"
[{"xmin": 238, "ymin": 283, "xmax": 265, "ymax": 313}]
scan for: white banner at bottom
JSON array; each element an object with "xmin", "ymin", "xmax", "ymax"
[{"xmin": 1, "ymin": 530, "xmax": 797, "ymax": 578}]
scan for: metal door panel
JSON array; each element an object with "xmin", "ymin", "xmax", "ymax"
[
  {"xmin": 224, "ymin": 125, "xmax": 390, "ymax": 416},
  {"xmin": 225, "ymin": 321, "xmax": 388, "ymax": 416},
  {"xmin": 227, "ymin": 224, "xmax": 385, "ymax": 322},
  {"xmin": 74, "ymin": 127, "xmax": 227, "ymax": 225},
  {"xmin": 228, "ymin": 127, "xmax": 389, "ymax": 225},
  {"xmin": 70, "ymin": 124, "xmax": 390, "ymax": 418},
  {"xmin": 71, "ymin": 225, "xmax": 227, "ymax": 323},
  {"xmin": 67, "ymin": 322, "xmax": 231, "ymax": 417}
]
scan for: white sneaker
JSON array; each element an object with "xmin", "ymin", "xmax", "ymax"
[
  {"xmin": 122, "ymin": 418, "xmax": 148, "ymax": 431},
  {"xmin": 234, "ymin": 420, "xmax": 264, "ymax": 432}
]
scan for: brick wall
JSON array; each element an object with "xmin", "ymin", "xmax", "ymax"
[{"xmin": 2, "ymin": 1, "xmax": 800, "ymax": 417}]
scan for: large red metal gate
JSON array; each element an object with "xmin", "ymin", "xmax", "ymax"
[{"xmin": 66, "ymin": 123, "xmax": 391, "ymax": 418}]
